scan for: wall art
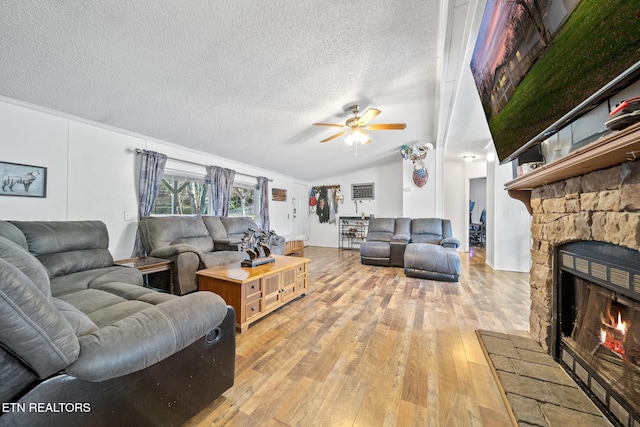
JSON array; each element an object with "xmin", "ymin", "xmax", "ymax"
[{"xmin": 0, "ymin": 161, "xmax": 47, "ymax": 198}]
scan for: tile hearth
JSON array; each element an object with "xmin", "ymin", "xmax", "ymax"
[{"xmin": 477, "ymin": 330, "xmax": 611, "ymax": 427}]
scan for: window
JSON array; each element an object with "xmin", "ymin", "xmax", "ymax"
[
  {"xmin": 228, "ymin": 182, "xmax": 258, "ymax": 220},
  {"xmin": 152, "ymin": 173, "xmax": 210, "ymax": 215}
]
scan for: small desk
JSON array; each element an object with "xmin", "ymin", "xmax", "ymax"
[
  {"xmin": 114, "ymin": 256, "xmax": 174, "ymax": 293},
  {"xmin": 197, "ymin": 255, "xmax": 309, "ymax": 332}
]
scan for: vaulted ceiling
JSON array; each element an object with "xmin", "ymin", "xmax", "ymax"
[{"xmin": 0, "ymin": 0, "xmax": 491, "ymax": 180}]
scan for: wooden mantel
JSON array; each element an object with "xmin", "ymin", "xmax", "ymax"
[{"xmin": 505, "ymin": 122, "xmax": 640, "ymax": 214}]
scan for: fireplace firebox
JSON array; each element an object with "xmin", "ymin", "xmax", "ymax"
[{"xmin": 554, "ymin": 241, "xmax": 640, "ymax": 427}]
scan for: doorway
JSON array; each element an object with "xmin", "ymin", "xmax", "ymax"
[
  {"xmin": 469, "ymin": 177, "xmax": 486, "ymax": 247},
  {"xmin": 292, "ymin": 183, "xmax": 309, "ymax": 237}
]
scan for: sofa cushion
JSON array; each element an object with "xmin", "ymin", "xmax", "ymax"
[
  {"xmin": 56, "ymin": 289, "xmax": 127, "ymax": 317},
  {"xmin": 65, "ymin": 291, "xmax": 229, "ymax": 382},
  {"xmin": 171, "ymin": 236, "xmax": 214, "ymax": 253},
  {"xmin": 51, "ymin": 298, "xmax": 99, "ymax": 336},
  {"xmin": 0, "ymin": 220, "xmax": 28, "ymax": 249},
  {"xmin": 404, "ymin": 243, "xmax": 460, "ymax": 282},
  {"xmin": 139, "ymin": 216, "xmax": 211, "ymax": 252},
  {"xmin": 220, "ymin": 217, "xmax": 258, "ymax": 240},
  {"xmin": 0, "ymin": 236, "xmax": 51, "ymax": 298},
  {"xmin": 410, "ymin": 218, "xmax": 446, "ymax": 244},
  {"xmin": 0, "ymin": 257, "xmax": 79, "ymax": 378},
  {"xmin": 394, "ymin": 218, "xmax": 411, "ymax": 237},
  {"xmin": 201, "ymin": 216, "xmax": 228, "ymax": 240},
  {"xmin": 360, "ymin": 241, "xmax": 391, "ymax": 260},
  {"xmin": 49, "ymin": 266, "xmax": 143, "ymax": 297},
  {"xmin": 365, "ymin": 218, "xmax": 396, "ymax": 242},
  {"xmin": 10, "ymin": 221, "xmax": 114, "ymax": 277}
]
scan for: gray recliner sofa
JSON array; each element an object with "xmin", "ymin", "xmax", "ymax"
[
  {"xmin": 138, "ymin": 215, "xmax": 285, "ymax": 295},
  {"xmin": 360, "ymin": 218, "xmax": 461, "ymax": 282},
  {"xmin": 360, "ymin": 218, "xmax": 460, "ymax": 265},
  {"xmin": 0, "ymin": 220, "xmax": 235, "ymax": 426}
]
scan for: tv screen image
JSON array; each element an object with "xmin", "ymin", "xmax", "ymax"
[{"xmin": 470, "ymin": 0, "xmax": 640, "ymax": 163}]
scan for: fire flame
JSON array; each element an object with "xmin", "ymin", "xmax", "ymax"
[{"xmin": 600, "ymin": 310, "xmax": 628, "ymax": 357}]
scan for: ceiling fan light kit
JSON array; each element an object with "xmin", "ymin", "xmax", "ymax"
[{"xmin": 313, "ymin": 105, "xmax": 406, "ymax": 148}]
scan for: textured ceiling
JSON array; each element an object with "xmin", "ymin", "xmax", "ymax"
[{"xmin": 0, "ymin": 0, "xmax": 485, "ymax": 180}]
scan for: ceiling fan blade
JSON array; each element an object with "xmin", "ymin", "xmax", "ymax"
[
  {"xmin": 313, "ymin": 123, "xmax": 345, "ymax": 128},
  {"xmin": 320, "ymin": 130, "xmax": 348, "ymax": 143},
  {"xmin": 365, "ymin": 123, "xmax": 407, "ymax": 130},
  {"xmin": 356, "ymin": 108, "xmax": 381, "ymax": 126}
]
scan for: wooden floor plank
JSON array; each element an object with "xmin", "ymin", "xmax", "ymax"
[{"xmin": 187, "ymin": 246, "xmax": 529, "ymax": 426}]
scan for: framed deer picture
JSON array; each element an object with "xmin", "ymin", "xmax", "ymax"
[{"xmin": 0, "ymin": 161, "xmax": 47, "ymax": 198}]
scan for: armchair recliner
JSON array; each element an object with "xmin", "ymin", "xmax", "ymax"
[
  {"xmin": 0, "ymin": 220, "xmax": 235, "ymax": 426},
  {"xmin": 359, "ymin": 218, "xmax": 411, "ymax": 266}
]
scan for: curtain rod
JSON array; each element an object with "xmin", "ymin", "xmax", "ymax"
[{"xmin": 134, "ymin": 148, "xmax": 272, "ymax": 182}]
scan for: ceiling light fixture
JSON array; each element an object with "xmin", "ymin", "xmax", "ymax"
[
  {"xmin": 463, "ymin": 155, "xmax": 476, "ymax": 162},
  {"xmin": 344, "ymin": 128, "xmax": 371, "ymax": 155},
  {"xmin": 344, "ymin": 129, "xmax": 370, "ymax": 146}
]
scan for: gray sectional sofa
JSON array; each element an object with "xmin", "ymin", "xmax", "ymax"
[
  {"xmin": 360, "ymin": 217, "xmax": 461, "ymax": 281},
  {"xmin": 0, "ymin": 220, "xmax": 235, "ymax": 426},
  {"xmin": 138, "ymin": 215, "xmax": 285, "ymax": 295}
]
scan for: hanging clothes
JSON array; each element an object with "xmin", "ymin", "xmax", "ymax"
[{"xmin": 316, "ymin": 186, "xmax": 330, "ymax": 223}]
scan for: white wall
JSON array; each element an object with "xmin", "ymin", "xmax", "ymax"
[
  {"xmin": 402, "ymin": 149, "xmax": 438, "ymax": 218},
  {"xmin": 485, "ymin": 147, "xmax": 531, "ymax": 272},
  {"xmin": 0, "ymin": 98, "xmax": 309, "ymax": 260},
  {"xmin": 443, "ymin": 159, "xmax": 486, "ymax": 252},
  {"xmin": 307, "ymin": 162, "xmax": 403, "ymax": 247},
  {"xmin": 0, "ymin": 101, "xmax": 69, "ymax": 220}
]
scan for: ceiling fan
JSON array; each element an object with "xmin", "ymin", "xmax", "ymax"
[{"xmin": 313, "ymin": 105, "xmax": 406, "ymax": 144}]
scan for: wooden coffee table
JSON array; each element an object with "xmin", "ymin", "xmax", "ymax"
[{"xmin": 197, "ymin": 255, "xmax": 309, "ymax": 332}]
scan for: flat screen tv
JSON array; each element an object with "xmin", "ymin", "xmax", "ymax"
[{"xmin": 471, "ymin": 0, "xmax": 640, "ymax": 163}]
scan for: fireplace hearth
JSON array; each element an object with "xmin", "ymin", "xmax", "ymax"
[{"xmin": 555, "ymin": 241, "xmax": 640, "ymax": 426}]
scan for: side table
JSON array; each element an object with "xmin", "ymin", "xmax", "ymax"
[{"xmin": 114, "ymin": 256, "xmax": 174, "ymax": 293}]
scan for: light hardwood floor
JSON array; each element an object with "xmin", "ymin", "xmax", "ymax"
[{"xmin": 186, "ymin": 246, "xmax": 531, "ymax": 427}]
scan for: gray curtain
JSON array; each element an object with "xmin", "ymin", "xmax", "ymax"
[
  {"xmin": 208, "ymin": 166, "xmax": 236, "ymax": 216},
  {"xmin": 257, "ymin": 176, "xmax": 270, "ymax": 230},
  {"xmin": 132, "ymin": 150, "xmax": 167, "ymax": 256}
]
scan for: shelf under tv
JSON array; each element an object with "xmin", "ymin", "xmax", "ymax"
[{"xmin": 504, "ymin": 122, "xmax": 640, "ymax": 214}]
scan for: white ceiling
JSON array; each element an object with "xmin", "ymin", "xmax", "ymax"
[{"xmin": 0, "ymin": 0, "xmax": 491, "ymax": 180}]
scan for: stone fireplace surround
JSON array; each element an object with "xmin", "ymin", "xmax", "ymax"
[
  {"xmin": 528, "ymin": 158, "xmax": 640, "ymax": 349},
  {"xmin": 506, "ymin": 123, "xmax": 640, "ymax": 351}
]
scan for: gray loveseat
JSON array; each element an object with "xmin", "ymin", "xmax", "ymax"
[
  {"xmin": 360, "ymin": 218, "xmax": 461, "ymax": 281},
  {"xmin": 0, "ymin": 220, "xmax": 235, "ymax": 426},
  {"xmin": 138, "ymin": 215, "xmax": 285, "ymax": 295}
]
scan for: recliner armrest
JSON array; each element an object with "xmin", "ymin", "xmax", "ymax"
[
  {"xmin": 391, "ymin": 233, "xmax": 410, "ymax": 243},
  {"xmin": 149, "ymin": 244, "xmax": 203, "ymax": 259},
  {"xmin": 440, "ymin": 237, "xmax": 460, "ymax": 249}
]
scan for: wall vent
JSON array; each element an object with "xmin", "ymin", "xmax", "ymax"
[{"xmin": 351, "ymin": 183, "xmax": 375, "ymax": 200}]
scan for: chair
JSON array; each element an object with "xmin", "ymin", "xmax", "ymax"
[{"xmin": 470, "ymin": 209, "xmax": 486, "ymax": 247}]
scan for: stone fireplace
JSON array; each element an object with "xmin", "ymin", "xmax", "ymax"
[
  {"xmin": 505, "ymin": 123, "xmax": 640, "ymax": 426},
  {"xmin": 528, "ymin": 159, "xmax": 640, "ymax": 350}
]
